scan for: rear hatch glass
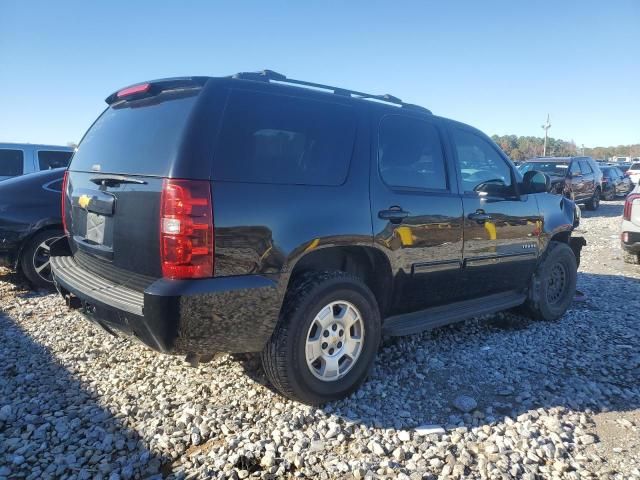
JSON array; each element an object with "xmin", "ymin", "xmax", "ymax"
[
  {"xmin": 66, "ymin": 87, "xmax": 203, "ymax": 287},
  {"xmin": 71, "ymin": 90, "xmax": 199, "ymax": 176}
]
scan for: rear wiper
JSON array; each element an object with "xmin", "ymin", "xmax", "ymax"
[{"xmin": 90, "ymin": 175, "xmax": 147, "ymax": 187}]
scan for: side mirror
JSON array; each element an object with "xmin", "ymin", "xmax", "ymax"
[{"xmin": 522, "ymin": 170, "xmax": 550, "ymax": 194}]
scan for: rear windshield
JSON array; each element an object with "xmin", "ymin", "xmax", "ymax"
[
  {"xmin": 0, "ymin": 149, "xmax": 24, "ymax": 176},
  {"xmin": 213, "ymin": 90, "xmax": 356, "ymax": 185},
  {"xmin": 70, "ymin": 90, "xmax": 199, "ymax": 176}
]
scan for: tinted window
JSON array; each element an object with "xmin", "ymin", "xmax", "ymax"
[
  {"xmin": 38, "ymin": 150, "xmax": 73, "ymax": 170},
  {"xmin": 70, "ymin": 90, "xmax": 199, "ymax": 176},
  {"xmin": 601, "ymin": 167, "xmax": 613, "ymax": 178},
  {"xmin": 0, "ymin": 149, "xmax": 24, "ymax": 176},
  {"xmin": 378, "ymin": 115, "xmax": 447, "ymax": 190},
  {"xmin": 519, "ymin": 161, "xmax": 569, "ymax": 176},
  {"xmin": 579, "ymin": 160, "xmax": 593, "ymax": 174},
  {"xmin": 569, "ymin": 161, "xmax": 581, "ymax": 176},
  {"xmin": 452, "ymin": 129, "xmax": 514, "ymax": 196},
  {"xmin": 213, "ymin": 90, "xmax": 356, "ymax": 186}
]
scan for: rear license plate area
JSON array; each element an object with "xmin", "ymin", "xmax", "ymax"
[{"xmin": 86, "ymin": 212, "xmax": 106, "ymax": 245}]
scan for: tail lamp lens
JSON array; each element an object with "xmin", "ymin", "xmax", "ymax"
[
  {"xmin": 62, "ymin": 170, "xmax": 69, "ymax": 235},
  {"xmin": 623, "ymin": 194, "xmax": 640, "ymax": 221},
  {"xmin": 160, "ymin": 179, "xmax": 213, "ymax": 279}
]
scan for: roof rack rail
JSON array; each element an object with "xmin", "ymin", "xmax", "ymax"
[{"xmin": 231, "ymin": 70, "xmax": 432, "ymax": 114}]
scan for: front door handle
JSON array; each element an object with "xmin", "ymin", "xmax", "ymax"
[
  {"xmin": 468, "ymin": 210, "xmax": 493, "ymax": 223},
  {"xmin": 379, "ymin": 207, "xmax": 409, "ymax": 224}
]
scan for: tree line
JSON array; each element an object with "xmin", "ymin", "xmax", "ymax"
[{"xmin": 491, "ymin": 134, "xmax": 640, "ymax": 161}]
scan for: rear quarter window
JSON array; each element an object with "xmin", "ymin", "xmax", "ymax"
[
  {"xmin": 213, "ymin": 90, "xmax": 356, "ymax": 185},
  {"xmin": 0, "ymin": 149, "xmax": 24, "ymax": 176}
]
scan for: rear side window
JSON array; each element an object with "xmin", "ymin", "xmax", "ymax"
[
  {"xmin": 38, "ymin": 150, "xmax": 73, "ymax": 170},
  {"xmin": 70, "ymin": 90, "xmax": 199, "ymax": 176},
  {"xmin": 0, "ymin": 149, "xmax": 24, "ymax": 176},
  {"xmin": 213, "ymin": 90, "xmax": 356, "ymax": 185},
  {"xmin": 378, "ymin": 115, "xmax": 447, "ymax": 190}
]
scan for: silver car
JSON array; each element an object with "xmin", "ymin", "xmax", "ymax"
[{"xmin": 0, "ymin": 142, "xmax": 74, "ymax": 181}]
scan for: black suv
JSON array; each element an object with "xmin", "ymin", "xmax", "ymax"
[
  {"xmin": 51, "ymin": 71, "xmax": 584, "ymax": 404},
  {"xmin": 518, "ymin": 157, "xmax": 603, "ymax": 210}
]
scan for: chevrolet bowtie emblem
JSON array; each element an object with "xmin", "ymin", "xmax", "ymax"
[{"xmin": 78, "ymin": 194, "xmax": 91, "ymax": 209}]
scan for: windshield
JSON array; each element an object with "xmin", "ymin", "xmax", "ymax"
[{"xmin": 518, "ymin": 161, "xmax": 569, "ymax": 176}]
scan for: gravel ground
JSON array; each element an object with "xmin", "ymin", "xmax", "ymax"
[{"xmin": 1, "ymin": 199, "xmax": 639, "ymax": 480}]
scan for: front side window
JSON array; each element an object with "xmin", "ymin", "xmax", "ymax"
[
  {"xmin": 38, "ymin": 150, "xmax": 73, "ymax": 170},
  {"xmin": 451, "ymin": 128, "xmax": 514, "ymax": 196},
  {"xmin": 569, "ymin": 161, "xmax": 581, "ymax": 176},
  {"xmin": 213, "ymin": 90, "xmax": 356, "ymax": 185},
  {"xmin": 378, "ymin": 115, "xmax": 447, "ymax": 190},
  {"xmin": 579, "ymin": 160, "xmax": 593, "ymax": 174},
  {"xmin": 0, "ymin": 149, "xmax": 24, "ymax": 176}
]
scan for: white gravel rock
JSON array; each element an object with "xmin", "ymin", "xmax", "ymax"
[{"xmin": 1, "ymin": 200, "xmax": 639, "ymax": 478}]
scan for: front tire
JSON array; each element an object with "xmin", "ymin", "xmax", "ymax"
[
  {"xmin": 261, "ymin": 271, "xmax": 381, "ymax": 405},
  {"xmin": 522, "ymin": 241, "xmax": 577, "ymax": 321},
  {"xmin": 19, "ymin": 229, "xmax": 64, "ymax": 290}
]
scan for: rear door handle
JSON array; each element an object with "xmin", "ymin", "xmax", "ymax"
[
  {"xmin": 468, "ymin": 211, "xmax": 492, "ymax": 223},
  {"xmin": 378, "ymin": 207, "xmax": 409, "ymax": 224}
]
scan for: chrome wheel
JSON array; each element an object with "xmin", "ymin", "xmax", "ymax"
[
  {"xmin": 31, "ymin": 237, "xmax": 59, "ymax": 283},
  {"xmin": 305, "ymin": 300, "xmax": 365, "ymax": 382}
]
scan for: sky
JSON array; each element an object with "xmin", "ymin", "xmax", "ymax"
[{"xmin": 1, "ymin": 1, "xmax": 638, "ymax": 148}]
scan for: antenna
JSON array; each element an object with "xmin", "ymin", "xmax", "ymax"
[{"xmin": 541, "ymin": 114, "xmax": 551, "ymax": 157}]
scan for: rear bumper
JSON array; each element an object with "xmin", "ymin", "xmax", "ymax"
[{"xmin": 50, "ymin": 253, "xmax": 283, "ymax": 354}]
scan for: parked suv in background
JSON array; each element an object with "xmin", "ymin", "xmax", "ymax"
[
  {"xmin": 627, "ymin": 162, "xmax": 640, "ymax": 185},
  {"xmin": 0, "ymin": 143, "xmax": 74, "ymax": 181},
  {"xmin": 600, "ymin": 165, "xmax": 633, "ymax": 200},
  {"xmin": 621, "ymin": 185, "xmax": 640, "ymax": 264},
  {"xmin": 518, "ymin": 157, "xmax": 603, "ymax": 210},
  {"xmin": 51, "ymin": 71, "xmax": 584, "ymax": 404}
]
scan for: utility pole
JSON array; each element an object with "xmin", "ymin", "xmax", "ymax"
[{"xmin": 541, "ymin": 114, "xmax": 551, "ymax": 157}]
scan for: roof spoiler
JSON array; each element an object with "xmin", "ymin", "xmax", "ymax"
[{"xmin": 105, "ymin": 77, "xmax": 209, "ymax": 105}]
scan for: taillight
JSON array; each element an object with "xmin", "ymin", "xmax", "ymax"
[
  {"xmin": 62, "ymin": 171, "xmax": 69, "ymax": 236},
  {"xmin": 623, "ymin": 193, "xmax": 640, "ymax": 221},
  {"xmin": 160, "ymin": 179, "xmax": 214, "ymax": 279}
]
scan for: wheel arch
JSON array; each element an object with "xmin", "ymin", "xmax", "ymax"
[
  {"xmin": 15, "ymin": 222, "xmax": 64, "ymax": 270},
  {"xmin": 284, "ymin": 245, "xmax": 393, "ymax": 317}
]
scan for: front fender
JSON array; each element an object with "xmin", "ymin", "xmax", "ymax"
[{"xmin": 536, "ymin": 193, "xmax": 584, "ymax": 257}]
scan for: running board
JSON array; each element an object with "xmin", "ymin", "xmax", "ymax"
[{"xmin": 383, "ymin": 291, "xmax": 527, "ymax": 337}]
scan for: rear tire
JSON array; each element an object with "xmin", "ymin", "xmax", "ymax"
[
  {"xmin": 19, "ymin": 229, "xmax": 64, "ymax": 290},
  {"xmin": 604, "ymin": 187, "xmax": 616, "ymax": 201},
  {"xmin": 522, "ymin": 241, "xmax": 577, "ymax": 321},
  {"xmin": 622, "ymin": 250, "xmax": 640, "ymax": 265},
  {"xmin": 261, "ymin": 271, "xmax": 381, "ymax": 405},
  {"xmin": 585, "ymin": 188, "xmax": 600, "ymax": 210}
]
